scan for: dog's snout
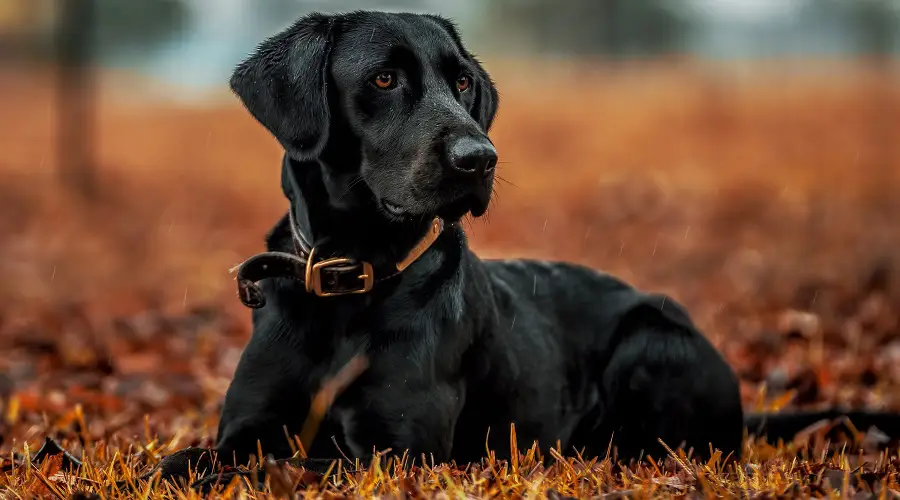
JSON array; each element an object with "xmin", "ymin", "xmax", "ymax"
[{"xmin": 448, "ymin": 137, "xmax": 497, "ymax": 178}]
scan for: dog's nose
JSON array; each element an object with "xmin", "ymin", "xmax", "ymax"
[{"xmin": 448, "ymin": 136, "xmax": 497, "ymax": 179}]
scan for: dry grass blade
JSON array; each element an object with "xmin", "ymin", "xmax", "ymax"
[{"xmin": 28, "ymin": 462, "xmax": 67, "ymax": 500}]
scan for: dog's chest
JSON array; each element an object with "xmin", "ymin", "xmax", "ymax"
[{"xmin": 329, "ymin": 405, "xmax": 366, "ymax": 458}]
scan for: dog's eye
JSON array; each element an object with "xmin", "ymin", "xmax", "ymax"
[
  {"xmin": 456, "ymin": 75, "xmax": 471, "ymax": 92},
  {"xmin": 372, "ymin": 71, "xmax": 396, "ymax": 90}
]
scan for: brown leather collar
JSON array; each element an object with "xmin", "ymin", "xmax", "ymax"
[{"xmin": 232, "ymin": 210, "xmax": 445, "ymax": 308}]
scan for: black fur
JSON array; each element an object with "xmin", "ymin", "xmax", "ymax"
[
  {"xmin": 140, "ymin": 10, "xmax": 900, "ymax": 490},
  {"xmin": 216, "ymin": 9, "xmax": 743, "ymax": 467}
]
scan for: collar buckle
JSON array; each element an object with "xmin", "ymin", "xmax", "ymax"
[{"xmin": 304, "ymin": 247, "xmax": 375, "ymax": 297}]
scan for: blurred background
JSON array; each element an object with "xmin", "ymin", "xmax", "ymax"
[{"xmin": 0, "ymin": 0, "xmax": 899, "ymax": 449}]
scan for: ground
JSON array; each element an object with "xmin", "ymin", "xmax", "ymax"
[{"xmin": 0, "ymin": 60, "xmax": 899, "ymax": 497}]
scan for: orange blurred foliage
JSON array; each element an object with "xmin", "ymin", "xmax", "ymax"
[{"xmin": 0, "ymin": 60, "xmax": 898, "ymax": 440}]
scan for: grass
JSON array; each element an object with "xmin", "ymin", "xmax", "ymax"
[
  {"xmin": 0, "ymin": 59, "xmax": 899, "ymax": 497},
  {"xmin": 5, "ymin": 422, "xmax": 900, "ymax": 498}
]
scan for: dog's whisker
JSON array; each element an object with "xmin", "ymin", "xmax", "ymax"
[
  {"xmin": 494, "ymin": 174, "xmax": 516, "ymax": 188},
  {"xmin": 337, "ymin": 175, "xmax": 366, "ymax": 201}
]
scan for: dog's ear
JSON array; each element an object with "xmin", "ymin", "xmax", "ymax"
[
  {"xmin": 424, "ymin": 14, "xmax": 499, "ymax": 133},
  {"xmin": 469, "ymin": 55, "xmax": 499, "ymax": 133},
  {"xmin": 230, "ymin": 13, "xmax": 335, "ymax": 161}
]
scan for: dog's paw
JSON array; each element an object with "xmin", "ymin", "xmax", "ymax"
[
  {"xmin": 189, "ymin": 457, "xmax": 352, "ymax": 493},
  {"xmin": 111, "ymin": 447, "xmax": 218, "ymax": 492}
]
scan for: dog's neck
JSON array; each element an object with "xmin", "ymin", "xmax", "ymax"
[
  {"xmin": 233, "ymin": 156, "xmax": 458, "ymax": 309},
  {"xmin": 281, "ymin": 155, "xmax": 450, "ymax": 271}
]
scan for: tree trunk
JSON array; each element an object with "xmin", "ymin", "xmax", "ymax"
[{"xmin": 56, "ymin": 0, "xmax": 97, "ymax": 200}]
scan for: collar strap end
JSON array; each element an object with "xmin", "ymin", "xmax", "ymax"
[{"xmin": 396, "ymin": 217, "xmax": 444, "ymax": 272}]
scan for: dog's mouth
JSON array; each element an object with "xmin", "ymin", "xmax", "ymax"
[
  {"xmin": 381, "ymin": 199, "xmax": 407, "ymax": 218},
  {"xmin": 379, "ymin": 193, "xmax": 487, "ymax": 222},
  {"xmin": 438, "ymin": 195, "xmax": 484, "ymax": 220}
]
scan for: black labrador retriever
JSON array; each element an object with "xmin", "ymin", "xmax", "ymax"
[
  {"xmin": 140, "ymin": 9, "xmax": 900, "ymax": 489},
  {"xmin": 217, "ymin": 9, "xmax": 743, "ymax": 466}
]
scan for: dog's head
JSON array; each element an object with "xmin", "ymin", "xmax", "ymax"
[{"xmin": 230, "ymin": 11, "xmax": 499, "ymax": 224}]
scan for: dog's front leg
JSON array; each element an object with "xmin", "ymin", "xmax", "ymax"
[
  {"xmin": 337, "ymin": 380, "xmax": 466, "ymax": 465},
  {"xmin": 213, "ymin": 301, "xmax": 362, "ymax": 466}
]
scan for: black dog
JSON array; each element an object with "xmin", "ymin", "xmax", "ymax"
[
  {"xmin": 139, "ymin": 9, "xmax": 900, "ymax": 489},
  {"xmin": 215, "ymin": 8, "xmax": 744, "ymax": 466}
]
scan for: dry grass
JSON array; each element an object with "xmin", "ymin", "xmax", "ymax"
[
  {"xmin": 5, "ymin": 427, "xmax": 900, "ymax": 498},
  {"xmin": 1, "ymin": 59, "xmax": 900, "ymax": 497}
]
